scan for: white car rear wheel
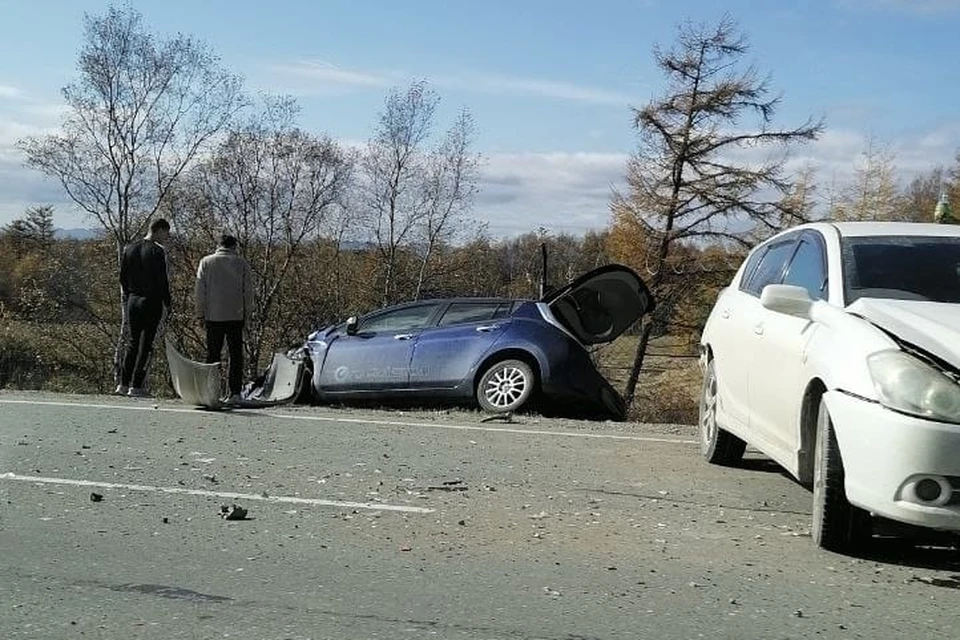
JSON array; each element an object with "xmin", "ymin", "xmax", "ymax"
[{"xmin": 699, "ymin": 359, "xmax": 746, "ymax": 465}]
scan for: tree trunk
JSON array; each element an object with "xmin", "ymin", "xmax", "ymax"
[
  {"xmin": 623, "ymin": 317, "xmax": 655, "ymax": 409},
  {"xmin": 414, "ymin": 240, "xmax": 435, "ymax": 300}
]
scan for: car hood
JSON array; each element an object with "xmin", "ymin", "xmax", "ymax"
[
  {"xmin": 848, "ymin": 298, "xmax": 960, "ymax": 369},
  {"xmin": 542, "ymin": 264, "xmax": 654, "ymax": 346}
]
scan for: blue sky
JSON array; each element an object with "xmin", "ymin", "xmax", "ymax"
[{"xmin": 1, "ymin": 0, "xmax": 959, "ymax": 236}]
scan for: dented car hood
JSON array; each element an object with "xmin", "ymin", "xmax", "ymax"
[{"xmin": 849, "ymin": 298, "xmax": 960, "ymax": 369}]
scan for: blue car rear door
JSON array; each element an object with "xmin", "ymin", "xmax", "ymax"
[
  {"xmin": 318, "ymin": 302, "xmax": 442, "ymax": 393},
  {"xmin": 408, "ymin": 301, "xmax": 514, "ymax": 389}
]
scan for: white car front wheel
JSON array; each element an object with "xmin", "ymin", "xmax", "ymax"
[{"xmin": 812, "ymin": 398, "xmax": 870, "ymax": 552}]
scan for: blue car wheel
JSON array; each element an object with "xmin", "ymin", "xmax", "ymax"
[{"xmin": 477, "ymin": 359, "xmax": 535, "ymax": 414}]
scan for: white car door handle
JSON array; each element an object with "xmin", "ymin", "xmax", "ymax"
[
  {"xmin": 476, "ymin": 324, "xmax": 501, "ymax": 332},
  {"xmin": 394, "ymin": 334, "xmax": 415, "ymax": 340},
  {"xmin": 754, "ymin": 323, "xmax": 764, "ymax": 335}
]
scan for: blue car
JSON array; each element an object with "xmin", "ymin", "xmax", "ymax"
[{"xmin": 252, "ymin": 265, "xmax": 653, "ymax": 419}]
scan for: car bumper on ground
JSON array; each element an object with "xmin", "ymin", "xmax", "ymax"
[{"xmin": 825, "ymin": 390, "xmax": 960, "ymax": 531}]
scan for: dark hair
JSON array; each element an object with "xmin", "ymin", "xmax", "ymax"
[
  {"xmin": 149, "ymin": 218, "xmax": 170, "ymax": 233},
  {"xmin": 219, "ymin": 234, "xmax": 238, "ymax": 249}
]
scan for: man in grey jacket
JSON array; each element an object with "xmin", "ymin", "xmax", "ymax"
[{"xmin": 195, "ymin": 234, "xmax": 255, "ymax": 403}]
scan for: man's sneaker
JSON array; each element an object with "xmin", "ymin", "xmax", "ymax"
[
  {"xmin": 114, "ymin": 385, "xmax": 129, "ymax": 395},
  {"xmin": 127, "ymin": 387, "xmax": 151, "ymax": 398},
  {"xmin": 227, "ymin": 394, "xmax": 243, "ymax": 406}
]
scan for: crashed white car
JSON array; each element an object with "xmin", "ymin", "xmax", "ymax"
[{"xmin": 699, "ymin": 222, "xmax": 960, "ymax": 552}]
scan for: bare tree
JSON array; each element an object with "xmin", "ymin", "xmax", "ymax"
[
  {"xmin": 361, "ymin": 81, "xmax": 479, "ymax": 305},
  {"xmin": 830, "ymin": 137, "xmax": 902, "ymax": 221},
  {"xmin": 610, "ymin": 16, "xmax": 823, "ymax": 408},
  {"xmin": 904, "ymin": 166, "xmax": 946, "ymax": 222},
  {"xmin": 17, "ymin": 5, "xmax": 246, "ymax": 385},
  {"xmin": 18, "ymin": 5, "xmax": 246, "ymax": 257},
  {"xmin": 413, "ymin": 109, "xmax": 482, "ymax": 299},
  {"xmin": 169, "ymin": 97, "xmax": 354, "ymax": 374}
]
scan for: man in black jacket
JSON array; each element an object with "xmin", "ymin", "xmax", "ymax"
[{"xmin": 116, "ymin": 218, "xmax": 171, "ymax": 397}]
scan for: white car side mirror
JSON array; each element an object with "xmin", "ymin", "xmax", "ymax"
[{"xmin": 760, "ymin": 284, "xmax": 813, "ymax": 319}]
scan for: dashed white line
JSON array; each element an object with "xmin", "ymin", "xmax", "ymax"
[
  {"xmin": 0, "ymin": 472, "xmax": 434, "ymax": 514},
  {"xmin": 0, "ymin": 398, "xmax": 697, "ymax": 444}
]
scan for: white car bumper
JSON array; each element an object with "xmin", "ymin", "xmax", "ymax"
[{"xmin": 824, "ymin": 390, "xmax": 960, "ymax": 531}]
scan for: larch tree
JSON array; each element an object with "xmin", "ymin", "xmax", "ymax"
[
  {"xmin": 830, "ymin": 138, "xmax": 902, "ymax": 222},
  {"xmin": 611, "ymin": 16, "xmax": 823, "ymax": 408}
]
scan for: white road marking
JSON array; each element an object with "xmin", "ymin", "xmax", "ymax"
[
  {"xmin": 0, "ymin": 472, "xmax": 434, "ymax": 514},
  {"xmin": 0, "ymin": 398, "xmax": 697, "ymax": 445}
]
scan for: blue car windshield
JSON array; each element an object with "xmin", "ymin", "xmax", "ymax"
[{"xmin": 842, "ymin": 235, "xmax": 960, "ymax": 304}]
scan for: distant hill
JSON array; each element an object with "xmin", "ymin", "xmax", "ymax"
[
  {"xmin": 49, "ymin": 228, "xmax": 376, "ymax": 249},
  {"xmin": 54, "ymin": 228, "xmax": 101, "ymax": 240}
]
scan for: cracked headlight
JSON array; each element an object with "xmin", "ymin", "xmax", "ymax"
[{"xmin": 867, "ymin": 350, "xmax": 960, "ymax": 424}]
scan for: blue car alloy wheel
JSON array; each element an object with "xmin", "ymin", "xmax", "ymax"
[{"xmin": 477, "ymin": 359, "xmax": 535, "ymax": 413}]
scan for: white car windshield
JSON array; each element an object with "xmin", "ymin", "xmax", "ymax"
[{"xmin": 843, "ymin": 235, "xmax": 960, "ymax": 304}]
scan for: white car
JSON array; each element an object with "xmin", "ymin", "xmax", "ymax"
[{"xmin": 699, "ymin": 221, "xmax": 960, "ymax": 552}]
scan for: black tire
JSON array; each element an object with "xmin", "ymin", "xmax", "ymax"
[
  {"xmin": 477, "ymin": 359, "xmax": 535, "ymax": 414},
  {"xmin": 699, "ymin": 358, "xmax": 746, "ymax": 465},
  {"xmin": 812, "ymin": 398, "xmax": 870, "ymax": 552}
]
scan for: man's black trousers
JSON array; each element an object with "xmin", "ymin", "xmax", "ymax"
[{"xmin": 206, "ymin": 320, "xmax": 244, "ymax": 395}]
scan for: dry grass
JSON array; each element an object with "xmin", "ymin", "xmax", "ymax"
[
  {"xmin": 2, "ymin": 317, "xmax": 704, "ymax": 424},
  {"xmin": 0, "ymin": 319, "xmax": 164, "ymax": 395},
  {"xmin": 595, "ymin": 335, "xmax": 702, "ymax": 425}
]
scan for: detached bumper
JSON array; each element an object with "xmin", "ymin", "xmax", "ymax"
[{"xmin": 825, "ymin": 390, "xmax": 960, "ymax": 531}]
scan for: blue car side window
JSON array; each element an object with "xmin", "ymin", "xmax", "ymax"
[
  {"xmin": 438, "ymin": 302, "xmax": 501, "ymax": 327},
  {"xmin": 360, "ymin": 304, "xmax": 440, "ymax": 333}
]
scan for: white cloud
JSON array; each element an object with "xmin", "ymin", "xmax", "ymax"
[
  {"xmin": 259, "ymin": 59, "xmax": 639, "ymax": 106},
  {"xmin": 474, "ymin": 122, "xmax": 960, "ymax": 237},
  {"xmin": 0, "ymin": 85, "xmax": 25, "ymax": 100},
  {"xmin": 476, "ymin": 151, "xmax": 628, "ymax": 236},
  {"xmin": 434, "ymin": 73, "xmax": 638, "ymax": 106},
  {"xmin": 2, "ymin": 91, "xmax": 959, "ymax": 238},
  {"xmin": 0, "ymin": 105, "xmax": 87, "ymax": 229},
  {"xmin": 258, "ymin": 60, "xmax": 397, "ymax": 95}
]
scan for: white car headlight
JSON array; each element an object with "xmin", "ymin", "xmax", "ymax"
[{"xmin": 867, "ymin": 350, "xmax": 960, "ymax": 424}]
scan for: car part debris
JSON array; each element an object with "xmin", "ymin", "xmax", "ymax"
[
  {"xmin": 243, "ymin": 349, "xmax": 307, "ymax": 405},
  {"xmin": 427, "ymin": 481, "xmax": 469, "ymax": 492},
  {"xmin": 167, "ymin": 340, "xmax": 306, "ymax": 410},
  {"xmin": 219, "ymin": 504, "xmax": 248, "ymax": 520},
  {"xmin": 90, "ymin": 492, "xmax": 103, "ymax": 502},
  {"xmin": 480, "ymin": 412, "xmax": 514, "ymax": 423},
  {"xmin": 165, "ymin": 339, "xmax": 223, "ymax": 409}
]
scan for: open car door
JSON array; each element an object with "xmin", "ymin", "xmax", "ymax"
[{"xmin": 542, "ymin": 264, "xmax": 654, "ymax": 345}]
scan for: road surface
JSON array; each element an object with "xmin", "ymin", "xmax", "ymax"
[{"xmin": 1, "ymin": 391, "xmax": 958, "ymax": 639}]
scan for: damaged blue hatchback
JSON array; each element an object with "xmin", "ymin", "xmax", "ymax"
[{"xmin": 251, "ymin": 264, "xmax": 653, "ymax": 420}]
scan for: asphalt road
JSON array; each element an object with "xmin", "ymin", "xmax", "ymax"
[{"xmin": 2, "ymin": 390, "xmax": 959, "ymax": 640}]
